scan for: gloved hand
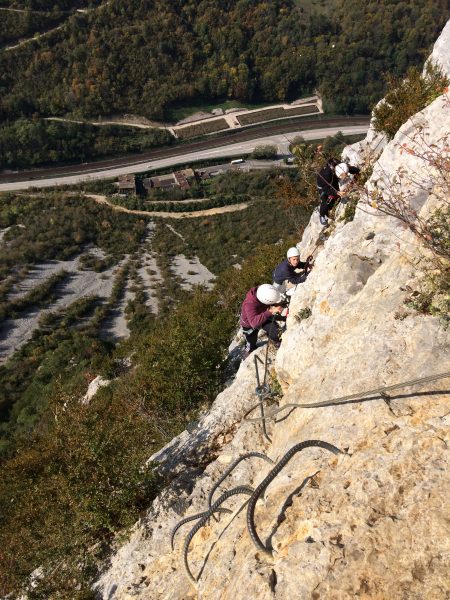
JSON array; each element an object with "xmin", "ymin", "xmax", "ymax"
[{"xmin": 269, "ymin": 305, "xmax": 283, "ymax": 314}]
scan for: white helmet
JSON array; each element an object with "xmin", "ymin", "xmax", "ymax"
[
  {"xmin": 287, "ymin": 247, "xmax": 300, "ymax": 259},
  {"xmin": 335, "ymin": 163, "xmax": 349, "ymax": 178},
  {"xmin": 256, "ymin": 284, "xmax": 282, "ymax": 305}
]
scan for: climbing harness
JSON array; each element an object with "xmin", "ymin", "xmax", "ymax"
[
  {"xmin": 246, "ymin": 440, "xmax": 343, "ymax": 555},
  {"xmin": 208, "ymin": 452, "xmax": 274, "ymax": 521},
  {"xmin": 244, "ymin": 370, "xmax": 450, "ymax": 424}
]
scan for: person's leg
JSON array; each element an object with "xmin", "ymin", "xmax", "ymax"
[
  {"xmin": 244, "ymin": 329, "xmax": 258, "ymax": 353},
  {"xmin": 326, "ymin": 196, "xmax": 337, "ymax": 214},
  {"xmin": 319, "ymin": 192, "xmax": 329, "ymax": 218}
]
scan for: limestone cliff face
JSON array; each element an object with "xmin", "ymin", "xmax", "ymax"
[{"xmin": 95, "ymin": 28, "xmax": 450, "ymax": 600}]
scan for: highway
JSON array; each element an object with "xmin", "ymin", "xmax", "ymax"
[{"xmin": 0, "ymin": 121, "xmax": 369, "ymax": 192}]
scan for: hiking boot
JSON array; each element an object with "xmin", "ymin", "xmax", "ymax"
[
  {"xmin": 241, "ymin": 346, "xmax": 253, "ymax": 360},
  {"xmin": 320, "ymin": 215, "xmax": 328, "ymax": 226}
]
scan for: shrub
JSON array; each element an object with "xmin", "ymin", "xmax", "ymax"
[
  {"xmin": 295, "ymin": 307, "xmax": 312, "ymax": 322},
  {"xmin": 250, "ymin": 145, "xmax": 278, "ymax": 160},
  {"xmin": 0, "ymin": 120, "xmax": 173, "ymax": 169},
  {"xmin": 404, "ymin": 263, "xmax": 450, "ymax": 327},
  {"xmin": 373, "ymin": 63, "xmax": 448, "ymax": 140},
  {"xmin": 341, "ymin": 197, "xmax": 358, "ymax": 223},
  {"xmin": 0, "ymin": 387, "xmax": 161, "ymax": 598}
]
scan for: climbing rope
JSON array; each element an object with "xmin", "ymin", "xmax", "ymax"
[
  {"xmin": 244, "ymin": 370, "xmax": 450, "ymax": 424},
  {"xmin": 183, "ymin": 485, "xmax": 254, "ymax": 583},
  {"xmin": 208, "ymin": 452, "xmax": 274, "ymax": 521},
  {"xmin": 171, "ymin": 507, "xmax": 232, "ymax": 551},
  {"xmin": 246, "ymin": 440, "xmax": 343, "ymax": 555}
]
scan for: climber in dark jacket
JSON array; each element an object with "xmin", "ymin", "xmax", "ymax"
[
  {"xmin": 273, "ymin": 247, "xmax": 309, "ymax": 291},
  {"xmin": 316, "ymin": 157, "xmax": 340, "ymax": 226},
  {"xmin": 317, "ymin": 159, "xmax": 361, "ymax": 226}
]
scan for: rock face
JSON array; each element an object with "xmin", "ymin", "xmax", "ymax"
[
  {"xmin": 342, "ymin": 103, "xmax": 388, "ymax": 166},
  {"xmin": 95, "ymin": 28, "xmax": 450, "ymax": 600},
  {"xmin": 81, "ymin": 375, "xmax": 110, "ymax": 405},
  {"xmin": 428, "ymin": 19, "xmax": 450, "ymax": 78}
]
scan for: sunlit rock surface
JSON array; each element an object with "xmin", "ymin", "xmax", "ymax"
[{"xmin": 428, "ymin": 19, "xmax": 450, "ymax": 77}]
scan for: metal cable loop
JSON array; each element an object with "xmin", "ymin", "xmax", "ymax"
[
  {"xmin": 171, "ymin": 507, "xmax": 232, "ymax": 551},
  {"xmin": 183, "ymin": 485, "xmax": 254, "ymax": 583},
  {"xmin": 244, "ymin": 370, "xmax": 450, "ymax": 423},
  {"xmin": 246, "ymin": 440, "xmax": 343, "ymax": 555},
  {"xmin": 208, "ymin": 452, "xmax": 274, "ymax": 521}
]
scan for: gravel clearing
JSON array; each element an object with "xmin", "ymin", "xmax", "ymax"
[
  {"xmin": 7, "ymin": 248, "xmax": 108, "ymax": 300},
  {"xmin": 135, "ymin": 221, "xmax": 163, "ymax": 314},
  {"xmin": 170, "ymin": 254, "xmax": 215, "ymax": 290},
  {"xmin": 138, "ymin": 252, "xmax": 163, "ymax": 313},
  {"xmin": 0, "ymin": 219, "xmax": 215, "ymax": 360},
  {"xmin": 0, "ymin": 255, "xmax": 122, "ymax": 363},
  {"xmin": 99, "ymin": 280, "xmax": 134, "ymax": 342}
]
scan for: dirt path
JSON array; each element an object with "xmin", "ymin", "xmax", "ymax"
[
  {"xmin": 45, "ymin": 96, "xmax": 321, "ymax": 133},
  {"xmin": 4, "ymin": 23, "xmax": 64, "ymax": 51},
  {"xmin": 45, "ymin": 116, "xmax": 168, "ymax": 130},
  {"xmin": 2, "ymin": 2, "xmax": 111, "ymax": 52},
  {"xmin": 0, "ymin": 7, "xmax": 64, "ymax": 14},
  {"xmin": 85, "ymin": 194, "xmax": 248, "ymax": 218}
]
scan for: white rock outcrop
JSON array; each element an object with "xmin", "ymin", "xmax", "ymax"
[
  {"xmin": 95, "ymin": 27, "xmax": 450, "ymax": 600},
  {"xmin": 81, "ymin": 375, "xmax": 111, "ymax": 405},
  {"xmin": 428, "ymin": 19, "xmax": 450, "ymax": 78},
  {"xmin": 342, "ymin": 103, "xmax": 388, "ymax": 167}
]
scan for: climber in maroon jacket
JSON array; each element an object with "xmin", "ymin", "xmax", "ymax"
[{"xmin": 240, "ymin": 284, "xmax": 285, "ymax": 356}]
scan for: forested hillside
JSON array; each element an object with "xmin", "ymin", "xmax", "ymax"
[
  {"xmin": 0, "ymin": 0, "xmax": 447, "ymax": 125},
  {"xmin": 0, "ymin": 119, "xmax": 172, "ymax": 168},
  {"xmin": 0, "ymin": 1, "xmax": 103, "ymax": 45}
]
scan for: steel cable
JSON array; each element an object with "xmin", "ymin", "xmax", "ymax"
[
  {"xmin": 244, "ymin": 370, "xmax": 450, "ymax": 423},
  {"xmin": 246, "ymin": 440, "xmax": 343, "ymax": 555}
]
